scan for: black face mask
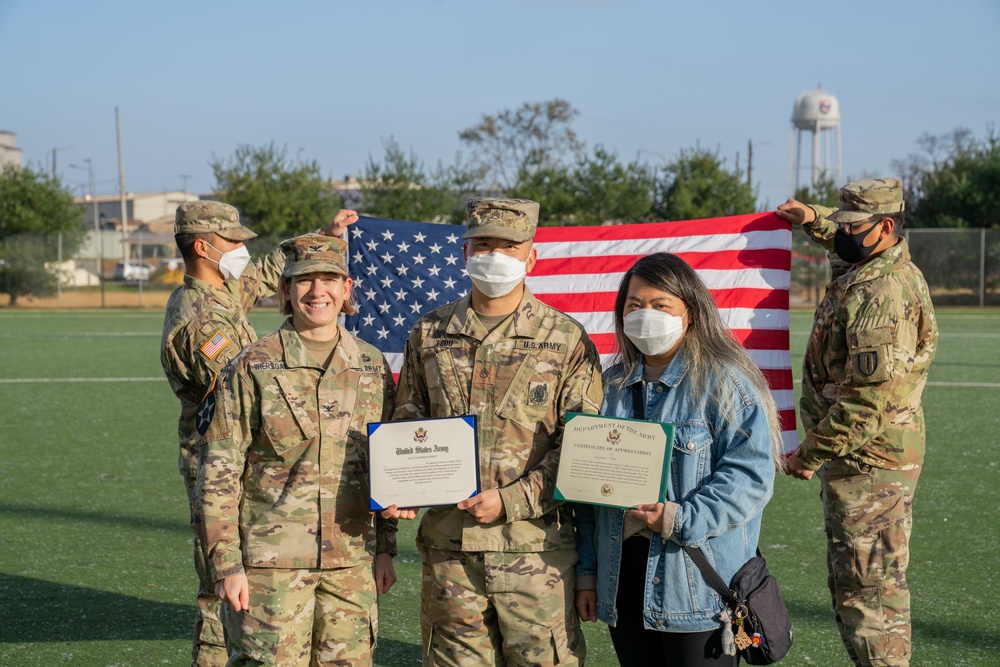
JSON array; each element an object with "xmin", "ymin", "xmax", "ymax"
[{"xmin": 833, "ymin": 223, "xmax": 881, "ymax": 264}]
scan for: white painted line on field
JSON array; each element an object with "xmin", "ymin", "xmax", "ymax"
[
  {"xmin": 927, "ymin": 381, "xmax": 1000, "ymax": 388},
  {"xmin": 0, "ymin": 377, "xmax": 162, "ymax": 384},
  {"xmin": 938, "ymin": 333, "xmax": 1000, "ymax": 338}
]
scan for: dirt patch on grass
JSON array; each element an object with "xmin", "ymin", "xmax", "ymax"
[{"xmin": 0, "ymin": 288, "xmax": 173, "ymax": 310}]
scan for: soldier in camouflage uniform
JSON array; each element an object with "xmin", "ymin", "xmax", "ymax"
[
  {"xmin": 388, "ymin": 198, "xmax": 604, "ymax": 666},
  {"xmin": 776, "ymin": 179, "xmax": 938, "ymax": 667},
  {"xmin": 197, "ymin": 234, "xmax": 398, "ymax": 666},
  {"xmin": 160, "ymin": 201, "xmax": 357, "ymax": 666}
]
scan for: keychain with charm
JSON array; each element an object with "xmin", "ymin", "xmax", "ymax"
[{"xmin": 733, "ymin": 604, "xmax": 752, "ymax": 651}]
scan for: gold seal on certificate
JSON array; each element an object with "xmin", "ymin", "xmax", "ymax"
[
  {"xmin": 554, "ymin": 412, "xmax": 673, "ymax": 508},
  {"xmin": 367, "ymin": 416, "xmax": 480, "ymax": 510}
]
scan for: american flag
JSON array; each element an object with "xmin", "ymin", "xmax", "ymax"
[
  {"xmin": 200, "ymin": 331, "xmax": 230, "ymax": 360},
  {"xmin": 344, "ymin": 215, "xmax": 796, "ymax": 453}
]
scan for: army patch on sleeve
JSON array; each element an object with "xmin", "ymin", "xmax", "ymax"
[
  {"xmin": 199, "ymin": 331, "xmax": 231, "ymax": 360},
  {"xmin": 196, "ymin": 391, "xmax": 217, "ymax": 436},
  {"xmin": 857, "ymin": 350, "xmax": 879, "ymax": 377}
]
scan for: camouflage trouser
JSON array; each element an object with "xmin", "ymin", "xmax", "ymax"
[
  {"xmin": 183, "ymin": 470, "xmax": 229, "ymax": 667},
  {"xmin": 419, "ymin": 547, "xmax": 584, "ymax": 667},
  {"xmin": 819, "ymin": 457, "xmax": 920, "ymax": 667},
  {"xmin": 221, "ymin": 566, "xmax": 377, "ymax": 667}
]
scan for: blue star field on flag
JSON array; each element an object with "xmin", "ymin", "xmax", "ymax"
[{"xmin": 344, "ymin": 216, "xmax": 469, "ymax": 358}]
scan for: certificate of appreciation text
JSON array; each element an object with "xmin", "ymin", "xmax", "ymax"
[{"xmin": 554, "ymin": 412, "xmax": 673, "ymax": 509}]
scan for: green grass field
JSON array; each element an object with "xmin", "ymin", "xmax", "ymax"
[{"xmin": 0, "ymin": 307, "xmax": 997, "ymax": 666}]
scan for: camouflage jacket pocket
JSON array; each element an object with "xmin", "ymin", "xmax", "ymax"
[
  {"xmin": 848, "ymin": 326, "xmax": 894, "ymax": 385},
  {"xmin": 496, "ymin": 354, "xmax": 550, "ymax": 434},
  {"xmin": 259, "ymin": 375, "xmax": 319, "ymax": 454}
]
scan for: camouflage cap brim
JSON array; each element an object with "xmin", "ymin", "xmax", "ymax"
[
  {"xmin": 828, "ymin": 210, "xmax": 879, "ymax": 224},
  {"xmin": 461, "ymin": 224, "xmax": 533, "ymax": 243},
  {"xmin": 214, "ymin": 226, "xmax": 258, "ymax": 242},
  {"xmin": 283, "ymin": 258, "xmax": 349, "ymax": 279}
]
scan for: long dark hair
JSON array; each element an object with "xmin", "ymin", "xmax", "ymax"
[{"xmin": 612, "ymin": 253, "xmax": 784, "ymax": 465}]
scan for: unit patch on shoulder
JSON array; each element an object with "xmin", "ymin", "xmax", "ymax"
[
  {"xmin": 196, "ymin": 392, "xmax": 217, "ymax": 435},
  {"xmin": 857, "ymin": 350, "xmax": 879, "ymax": 377},
  {"xmin": 199, "ymin": 331, "xmax": 231, "ymax": 360}
]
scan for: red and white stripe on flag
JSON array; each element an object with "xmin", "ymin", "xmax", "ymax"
[{"xmin": 528, "ymin": 213, "xmax": 797, "ymax": 454}]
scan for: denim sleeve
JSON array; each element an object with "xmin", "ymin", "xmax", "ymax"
[
  {"xmin": 674, "ymin": 399, "xmax": 775, "ymax": 545},
  {"xmin": 573, "ymin": 502, "xmax": 598, "ymax": 582}
]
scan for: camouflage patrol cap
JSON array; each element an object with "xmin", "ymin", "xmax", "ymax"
[
  {"xmin": 463, "ymin": 197, "xmax": 539, "ymax": 243},
  {"xmin": 174, "ymin": 201, "xmax": 257, "ymax": 241},
  {"xmin": 828, "ymin": 178, "xmax": 905, "ymax": 224},
  {"xmin": 281, "ymin": 234, "xmax": 349, "ymax": 278}
]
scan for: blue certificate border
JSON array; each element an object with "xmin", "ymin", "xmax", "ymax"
[{"xmin": 367, "ymin": 415, "xmax": 480, "ymax": 511}]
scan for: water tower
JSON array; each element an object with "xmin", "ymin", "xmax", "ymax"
[{"xmin": 788, "ymin": 86, "xmax": 842, "ymax": 196}]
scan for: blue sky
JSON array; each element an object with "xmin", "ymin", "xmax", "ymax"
[{"xmin": 2, "ymin": 0, "xmax": 998, "ymax": 213}]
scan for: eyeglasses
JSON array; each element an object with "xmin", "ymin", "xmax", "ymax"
[{"xmin": 835, "ymin": 218, "xmax": 880, "ymax": 234}]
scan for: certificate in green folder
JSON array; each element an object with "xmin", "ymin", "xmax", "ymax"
[{"xmin": 554, "ymin": 412, "xmax": 674, "ymax": 509}]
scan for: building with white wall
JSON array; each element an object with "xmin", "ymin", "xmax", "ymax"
[{"xmin": 0, "ymin": 131, "xmax": 24, "ymax": 168}]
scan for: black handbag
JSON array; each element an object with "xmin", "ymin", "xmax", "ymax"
[{"xmin": 683, "ymin": 545, "xmax": 793, "ymax": 665}]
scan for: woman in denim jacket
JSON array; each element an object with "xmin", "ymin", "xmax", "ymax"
[{"xmin": 575, "ymin": 253, "xmax": 784, "ymax": 666}]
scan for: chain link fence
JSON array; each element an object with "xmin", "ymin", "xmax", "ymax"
[
  {"xmin": 0, "ymin": 231, "xmax": 181, "ymax": 308},
  {"xmin": 2, "ymin": 228, "xmax": 998, "ymax": 309},
  {"xmin": 791, "ymin": 227, "xmax": 1000, "ymax": 308}
]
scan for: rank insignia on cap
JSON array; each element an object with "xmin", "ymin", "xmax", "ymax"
[{"xmin": 200, "ymin": 331, "xmax": 231, "ymax": 360}]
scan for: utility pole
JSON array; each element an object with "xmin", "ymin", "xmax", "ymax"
[
  {"xmin": 746, "ymin": 139, "xmax": 773, "ymax": 196},
  {"xmin": 115, "ymin": 107, "xmax": 128, "ymax": 265},
  {"xmin": 115, "ymin": 106, "xmax": 141, "ymax": 305},
  {"xmin": 179, "ymin": 174, "xmax": 192, "ymax": 193},
  {"xmin": 50, "ymin": 145, "xmax": 73, "ymax": 179}
]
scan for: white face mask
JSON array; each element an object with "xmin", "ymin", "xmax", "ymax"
[
  {"xmin": 206, "ymin": 242, "xmax": 251, "ymax": 281},
  {"xmin": 623, "ymin": 308, "xmax": 687, "ymax": 357},
  {"xmin": 466, "ymin": 251, "xmax": 527, "ymax": 298}
]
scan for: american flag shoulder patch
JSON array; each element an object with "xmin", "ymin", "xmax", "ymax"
[{"xmin": 199, "ymin": 331, "xmax": 231, "ymax": 360}]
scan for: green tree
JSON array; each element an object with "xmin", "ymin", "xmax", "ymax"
[
  {"xmin": 897, "ymin": 128, "xmax": 1000, "ymax": 229},
  {"xmin": 654, "ymin": 147, "xmax": 757, "ymax": 221},
  {"xmin": 0, "ymin": 164, "xmax": 85, "ymax": 305},
  {"xmin": 360, "ymin": 137, "xmax": 476, "ymax": 223},
  {"xmin": 510, "ymin": 162, "xmax": 577, "ymax": 226},
  {"xmin": 210, "ymin": 143, "xmax": 343, "ymax": 250},
  {"xmin": 790, "ymin": 172, "xmax": 840, "ymax": 307},
  {"xmin": 459, "ymin": 98, "xmax": 583, "ymax": 192},
  {"xmin": 793, "ymin": 170, "xmax": 840, "ymax": 209},
  {"xmin": 513, "ymin": 146, "xmax": 655, "ymax": 226},
  {"xmin": 892, "ymin": 127, "xmax": 977, "ymax": 218}
]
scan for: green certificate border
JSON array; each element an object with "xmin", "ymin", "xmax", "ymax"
[{"xmin": 554, "ymin": 411, "xmax": 674, "ymax": 509}]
